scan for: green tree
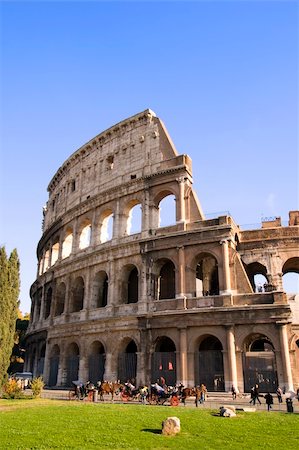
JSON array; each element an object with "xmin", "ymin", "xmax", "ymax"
[{"xmin": 0, "ymin": 247, "xmax": 20, "ymax": 387}]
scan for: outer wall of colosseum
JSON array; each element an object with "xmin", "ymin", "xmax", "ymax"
[{"xmin": 25, "ymin": 109, "xmax": 299, "ymax": 393}]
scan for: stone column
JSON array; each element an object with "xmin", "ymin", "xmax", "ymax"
[
  {"xmin": 71, "ymin": 217, "xmax": 78, "ymax": 254},
  {"xmin": 39, "ymin": 285, "xmax": 46, "ymax": 324},
  {"xmin": 104, "ymin": 352, "xmax": 117, "ymax": 380},
  {"xmin": 43, "ymin": 340, "xmax": 51, "ymax": 385},
  {"xmin": 179, "ymin": 328, "xmax": 188, "ymax": 385},
  {"xmin": 107, "ymin": 258, "xmax": 116, "ymax": 308},
  {"xmin": 220, "ymin": 239, "xmax": 231, "ymax": 294},
  {"xmin": 142, "ymin": 189, "xmax": 150, "ymax": 234},
  {"xmin": 57, "ymin": 343, "xmax": 65, "ymax": 386},
  {"xmin": 138, "ymin": 258, "xmax": 148, "ymax": 314},
  {"xmin": 176, "ymin": 246, "xmax": 186, "ymax": 298},
  {"xmin": 278, "ymin": 323, "xmax": 294, "ymax": 391},
  {"xmin": 79, "ymin": 355, "xmax": 89, "ymax": 382},
  {"xmin": 226, "ymin": 326, "xmax": 238, "ymax": 392},
  {"xmin": 176, "ymin": 177, "xmax": 186, "ymax": 223},
  {"xmin": 90, "ymin": 209, "xmax": 97, "ymax": 247}
]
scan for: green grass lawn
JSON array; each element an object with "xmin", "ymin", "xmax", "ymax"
[{"xmin": 0, "ymin": 399, "xmax": 298, "ymax": 450}]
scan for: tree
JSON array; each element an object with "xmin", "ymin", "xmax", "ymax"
[
  {"xmin": 0, "ymin": 247, "xmax": 20, "ymax": 387},
  {"xmin": 8, "ymin": 309, "xmax": 30, "ymax": 374}
]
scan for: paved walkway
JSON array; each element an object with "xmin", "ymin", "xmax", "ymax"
[{"xmin": 40, "ymin": 389, "xmax": 299, "ymax": 413}]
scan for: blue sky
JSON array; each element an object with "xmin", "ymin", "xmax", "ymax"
[{"xmin": 0, "ymin": 1, "xmax": 298, "ymax": 313}]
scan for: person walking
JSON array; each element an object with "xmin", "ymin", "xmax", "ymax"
[
  {"xmin": 276, "ymin": 387, "xmax": 283, "ymax": 404},
  {"xmin": 231, "ymin": 385, "xmax": 237, "ymax": 400},
  {"xmin": 264, "ymin": 392, "xmax": 273, "ymax": 411}
]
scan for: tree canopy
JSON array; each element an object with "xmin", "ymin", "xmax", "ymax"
[{"xmin": 0, "ymin": 247, "xmax": 20, "ymax": 387}]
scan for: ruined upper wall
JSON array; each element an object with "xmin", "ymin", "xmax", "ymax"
[{"xmin": 43, "ymin": 109, "xmax": 194, "ymax": 230}]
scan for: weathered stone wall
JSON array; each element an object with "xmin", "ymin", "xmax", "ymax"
[{"xmin": 26, "ymin": 110, "xmax": 299, "ymax": 393}]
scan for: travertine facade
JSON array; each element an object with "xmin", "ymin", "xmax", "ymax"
[{"xmin": 25, "ymin": 110, "xmax": 299, "ymax": 392}]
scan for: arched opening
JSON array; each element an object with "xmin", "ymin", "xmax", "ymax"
[
  {"xmin": 243, "ymin": 334, "xmax": 278, "ymax": 392},
  {"xmin": 196, "ymin": 336, "xmax": 224, "ymax": 391},
  {"xmin": 118, "ymin": 340, "xmax": 137, "ymax": 383},
  {"xmin": 282, "ymin": 258, "xmax": 299, "ymax": 294},
  {"xmin": 92, "ymin": 272, "xmax": 108, "ymax": 308},
  {"xmin": 88, "ymin": 341, "xmax": 105, "ymax": 384},
  {"xmin": 35, "ymin": 289, "xmax": 42, "ymax": 322},
  {"xmin": 158, "ymin": 194, "xmax": 176, "ymax": 228},
  {"xmin": 66, "ymin": 343, "xmax": 79, "ymax": 387},
  {"xmin": 195, "ymin": 254, "xmax": 219, "ymax": 296},
  {"xmin": 100, "ymin": 211, "xmax": 113, "ymax": 243},
  {"xmin": 79, "ymin": 222, "xmax": 92, "ymax": 250},
  {"xmin": 245, "ymin": 262, "xmax": 271, "ymax": 292},
  {"xmin": 126, "ymin": 203, "xmax": 142, "ymax": 235},
  {"xmin": 151, "ymin": 336, "xmax": 176, "ymax": 386},
  {"xmin": 158, "ymin": 260, "xmax": 175, "ymax": 300},
  {"xmin": 44, "ymin": 286, "xmax": 52, "ymax": 319},
  {"xmin": 61, "ymin": 229, "xmax": 73, "ymax": 259},
  {"xmin": 51, "ymin": 241, "xmax": 59, "ymax": 266},
  {"xmin": 128, "ymin": 267, "xmax": 139, "ymax": 304},
  {"xmin": 43, "ymin": 249, "xmax": 50, "ymax": 273},
  {"xmin": 48, "ymin": 345, "xmax": 60, "ymax": 387},
  {"xmin": 54, "ymin": 282, "xmax": 66, "ymax": 316},
  {"xmin": 37, "ymin": 343, "xmax": 46, "ymax": 377},
  {"xmin": 70, "ymin": 277, "xmax": 84, "ymax": 312}
]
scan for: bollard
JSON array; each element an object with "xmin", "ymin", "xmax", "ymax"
[
  {"xmin": 286, "ymin": 398, "xmax": 293, "ymax": 413},
  {"xmin": 93, "ymin": 389, "xmax": 98, "ymax": 402}
]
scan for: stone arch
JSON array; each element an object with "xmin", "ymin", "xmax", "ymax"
[
  {"xmin": 121, "ymin": 264, "xmax": 139, "ymax": 304},
  {"xmin": 245, "ymin": 262, "xmax": 269, "ymax": 293},
  {"xmin": 78, "ymin": 219, "xmax": 92, "ymax": 250},
  {"xmin": 66, "ymin": 342, "xmax": 80, "ymax": 386},
  {"xmin": 282, "ymin": 257, "xmax": 299, "ymax": 294},
  {"xmin": 242, "ymin": 333, "xmax": 278, "ymax": 392},
  {"xmin": 125, "ymin": 199, "xmax": 142, "ymax": 235},
  {"xmin": 154, "ymin": 190, "xmax": 177, "ymax": 228},
  {"xmin": 43, "ymin": 248, "xmax": 50, "ymax": 273},
  {"xmin": 70, "ymin": 276, "xmax": 84, "ymax": 312},
  {"xmin": 92, "ymin": 271, "xmax": 108, "ymax": 308},
  {"xmin": 151, "ymin": 336, "xmax": 177, "ymax": 386},
  {"xmin": 88, "ymin": 341, "xmax": 106, "ymax": 383},
  {"xmin": 48, "ymin": 344, "xmax": 60, "ymax": 387},
  {"xmin": 155, "ymin": 258, "xmax": 176, "ymax": 300},
  {"xmin": 193, "ymin": 252, "xmax": 219, "ymax": 297},
  {"xmin": 99, "ymin": 209, "xmax": 114, "ymax": 243},
  {"xmin": 51, "ymin": 238, "xmax": 60, "ymax": 266},
  {"xmin": 61, "ymin": 228, "xmax": 73, "ymax": 259},
  {"xmin": 117, "ymin": 338, "xmax": 138, "ymax": 383},
  {"xmin": 44, "ymin": 285, "xmax": 52, "ymax": 319},
  {"xmin": 54, "ymin": 282, "xmax": 66, "ymax": 316},
  {"xmin": 195, "ymin": 335, "xmax": 224, "ymax": 391}
]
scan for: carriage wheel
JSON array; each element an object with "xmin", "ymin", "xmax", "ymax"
[{"xmin": 121, "ymin": 392, "xmax": 129, "ymax": 402}]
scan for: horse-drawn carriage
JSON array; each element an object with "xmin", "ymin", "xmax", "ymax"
[{"xmin": 68, "ymin": 380, "xmax": 95, "ymax": 401}]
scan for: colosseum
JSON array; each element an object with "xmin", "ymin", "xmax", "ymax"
[{"xmin": 25, "ymin": 109, "xmax": 299, "ymax": 393}]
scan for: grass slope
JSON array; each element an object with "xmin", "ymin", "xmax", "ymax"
[{"xmin": 0, "ymin": 399, "xmax": 298, "ymax": 449}]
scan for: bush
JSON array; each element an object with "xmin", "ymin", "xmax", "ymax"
[
  {"xmin": 30, "ymin": 377, "xmax": 44, "ymax": 398},
  {"xmin": 2, "ymin": 378, "xmax": 24, "ymax": 399}
]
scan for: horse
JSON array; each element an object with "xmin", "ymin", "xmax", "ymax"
[
  {"xmin": 180, "ymin": 385, "xmax": 207, "ymax": 407},
  {"xmin": 97, "ymin": 381, "xmax": 123, "ymax": 401}
]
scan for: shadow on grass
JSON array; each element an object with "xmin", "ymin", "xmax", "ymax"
[{"xmin": 142, "ymin": 428, "xmax": 162, "ymax": 434}]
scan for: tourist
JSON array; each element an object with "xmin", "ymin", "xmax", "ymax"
[
  {"xmin": 276, "ymin": 386, "xmax": 283, "ymax": 403},
  {"xmin": 264, "ymin": 392, "xmax": 273, "ymax": 411},
  {"xmin": 231, "ymin": 385, "xmax": 237, "ymax": 400}
]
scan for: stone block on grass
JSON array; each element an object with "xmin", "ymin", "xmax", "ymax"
[{"xmin": 162, "ymin": 417, "xmax": 181, "ymax": 435}]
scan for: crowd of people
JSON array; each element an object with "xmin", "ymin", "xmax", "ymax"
[{"xmin": 230, "ymin": 383, "xmax": 299, "ymax": 411}]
